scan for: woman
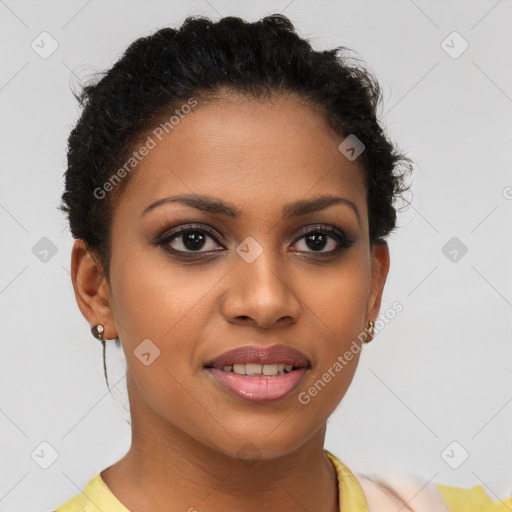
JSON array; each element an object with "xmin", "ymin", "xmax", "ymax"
[{"xmin": 55, "ymin": 14, "xmax": 510, "ymax": 511}]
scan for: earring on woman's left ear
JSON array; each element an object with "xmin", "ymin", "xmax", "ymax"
[{"xmin": 363, "ymin": 320, "xmax": 375, "ymax": 343}]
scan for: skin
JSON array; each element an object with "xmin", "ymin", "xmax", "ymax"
[{"xmin": 71, "ymin": 92, "xmax": 390, "ymax": 512}]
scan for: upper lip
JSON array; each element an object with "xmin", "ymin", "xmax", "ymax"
[{"xmin": 205, "ymin": 344, "xmax": 310, "ymax": 369}]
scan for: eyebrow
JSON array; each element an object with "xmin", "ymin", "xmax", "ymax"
[{"xmin": 141, "ymin": 193, "xmax": 360, "ymax": 224}]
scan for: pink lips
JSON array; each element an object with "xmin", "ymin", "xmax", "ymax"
[{"xmin": 204, "ymin": 344, "xmax": 310, "ymax": 404}]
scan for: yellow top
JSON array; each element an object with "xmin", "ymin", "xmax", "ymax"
[
  {"xmin": 435, "ymin": 482, "xmax": 512, "ymax": 512},
  {"xmin": 53, "ymin": 450, "xmax": 511, "ymax": 511}
]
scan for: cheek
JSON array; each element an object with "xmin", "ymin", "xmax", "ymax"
[
  {"xmin": 303, "ymin": 251, "xmax": 371, "ymax": 341},
  {"xmin": 299, "ymin": 252, "xmax": 370, "ymax": 401},
  {"xmin": 109, "ymin": 246, "xmax": 213, "ymax": 343},
  {"xmin": 108, "ymin": 251, "xmax": 216, "ymax": 435},
  {"xmin": 108, "ymin": 247, "xmax": 225, "ymax": 403}
]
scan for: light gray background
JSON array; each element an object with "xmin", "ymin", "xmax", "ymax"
[{"xmin": 1, "ymin": 1, "xmax": 511, "ymax": 511}]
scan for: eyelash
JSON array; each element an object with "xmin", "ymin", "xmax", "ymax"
[{"xmin": 154, "ymin": 222, "xmax": 354, "ymax": 258}]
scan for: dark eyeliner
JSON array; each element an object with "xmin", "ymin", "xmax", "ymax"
[
  {"xmin": 153, "ymin": 222, "xmax": 354, "ymax": 257},
  {"xmin": 292, "ymin": 224, "xmax": 355, "ymax": 256},
  {"xmin": 153, "ymin": 223, "xmax": 225, "ymax": 255}
]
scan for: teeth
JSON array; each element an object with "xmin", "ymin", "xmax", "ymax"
[
  {"xmin": 221, "ymin": 363, "xmax": 296, "ymax": 376},
  {"xmin": 262, "ymin": 364, "xmax": 278, "ymax": 376},
  {"xmin": 246, "ymin": 363, "xmax": 263, "ymax": 375},
  {"xmin": 233, "ymin": 364, "xmax": 246, "ymax": 375}
]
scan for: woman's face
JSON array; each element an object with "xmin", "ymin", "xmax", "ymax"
[{"xmin": 98, "ymin": 92, "xmax": 389, "ymax": 459}]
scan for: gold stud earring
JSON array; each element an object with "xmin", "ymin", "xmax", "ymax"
[
  {"xmin": 91, "ymin": 324, "xmax": 105, "ymax": 341},
  {"xmin": 363, "ymin": 320, "xmax": 375, "ymax": 343}
]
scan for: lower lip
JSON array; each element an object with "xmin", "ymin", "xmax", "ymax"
[{"xmin": 206, "ymin": 367, "xmax": 308, "ymax": 404}]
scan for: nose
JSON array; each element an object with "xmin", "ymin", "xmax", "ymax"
[{"xmin": 220, "ymin": 249, "xmax": 301, "ymax": 329}]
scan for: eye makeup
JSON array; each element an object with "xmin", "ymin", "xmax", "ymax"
[{"xmin": 151, "ymin": 216, "xmax": 356, "ymax": 261}]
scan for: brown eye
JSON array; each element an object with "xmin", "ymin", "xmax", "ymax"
[
  {"xmin": 156, "ymin": 224, "xmax": 225, "ymax": 254},
  {"xmin": 290, "ymin": 225, "xmax": 353, "ymax": 255}
]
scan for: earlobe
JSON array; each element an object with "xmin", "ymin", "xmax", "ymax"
[
  {"xmin": 70, "ymin": 239, "xmax": 117, "ymax": 340},
  {"xmin": 365, "ymin": 242, "xmax": 390, "ymax": 322}
]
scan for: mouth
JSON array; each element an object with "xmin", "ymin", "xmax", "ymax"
[{"xmin": 204, "ymin": 344, "xmax": 310, "ymax": 404}]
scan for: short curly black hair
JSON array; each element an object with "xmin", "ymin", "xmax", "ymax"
[{"xmin": 60, "ymin": 14, "xmax": 412, "ymax": 389}]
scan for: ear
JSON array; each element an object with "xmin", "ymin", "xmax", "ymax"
[
  {"xmin": 365, "ymin": 242, "xmax": 390, "ymax": 322},
  {"xmin": 70, "ymin": 239, "xmax": 118, "ymax": 340}
]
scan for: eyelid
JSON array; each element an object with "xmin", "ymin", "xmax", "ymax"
[
  {"xmin": 154, "ymin": 221, "xmax": 348, "ymax": 244},
  {"xmin": 154, "ymin": 221, "xmax": 225, "ymax": 245},
  {"xmin": 290, "ymin": 224, "xmax": 349, "ymax": 243}
]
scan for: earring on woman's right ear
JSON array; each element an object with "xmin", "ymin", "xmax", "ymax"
[{"xmin": 91, "ymin": 324, "xmax": 105, "ymax": 341}]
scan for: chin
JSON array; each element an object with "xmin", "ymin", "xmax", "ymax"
[{"xmin": 200, "ymin": 426, "xmax": 317, "ymax": 463}]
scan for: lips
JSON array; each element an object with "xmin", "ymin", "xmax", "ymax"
[
  {"xmin": 204, "ymin": 344, "xmax": 310, "ymax": 369},
  {"xmin": 204, "ymin": 344, "xmax": 310, "ymax": 404}
]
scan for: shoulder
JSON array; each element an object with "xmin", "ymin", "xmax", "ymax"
[
  {"xmin": 52, "ymin": 471, "xmax": 132, "ymax": 512},
  {"xmin": 358, "ymin": 473, "xmax": 512, "ymax": 512},
  {"xmin": 52, "ymin": 473, "xmax": 100, "ymax": 512},
  {"xmin": 52, "ymin": 491, "xmax": 86, "ymax": 512}
]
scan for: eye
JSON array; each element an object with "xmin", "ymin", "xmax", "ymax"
[
  {"xmin": 155, "ymin": 222, "xmax": 354, "ymax": 257},
  {"xmin": 156, "ymin": 224, "xmax": 224, "ymax": 254},
  {"xmin": 290, "ymin": 225, "xmax": 353, "ymax": 255}
]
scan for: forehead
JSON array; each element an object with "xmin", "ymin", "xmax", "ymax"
[{"xmin": 114, "ymin": 92, "xmax": 366, "ymax": 221}]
